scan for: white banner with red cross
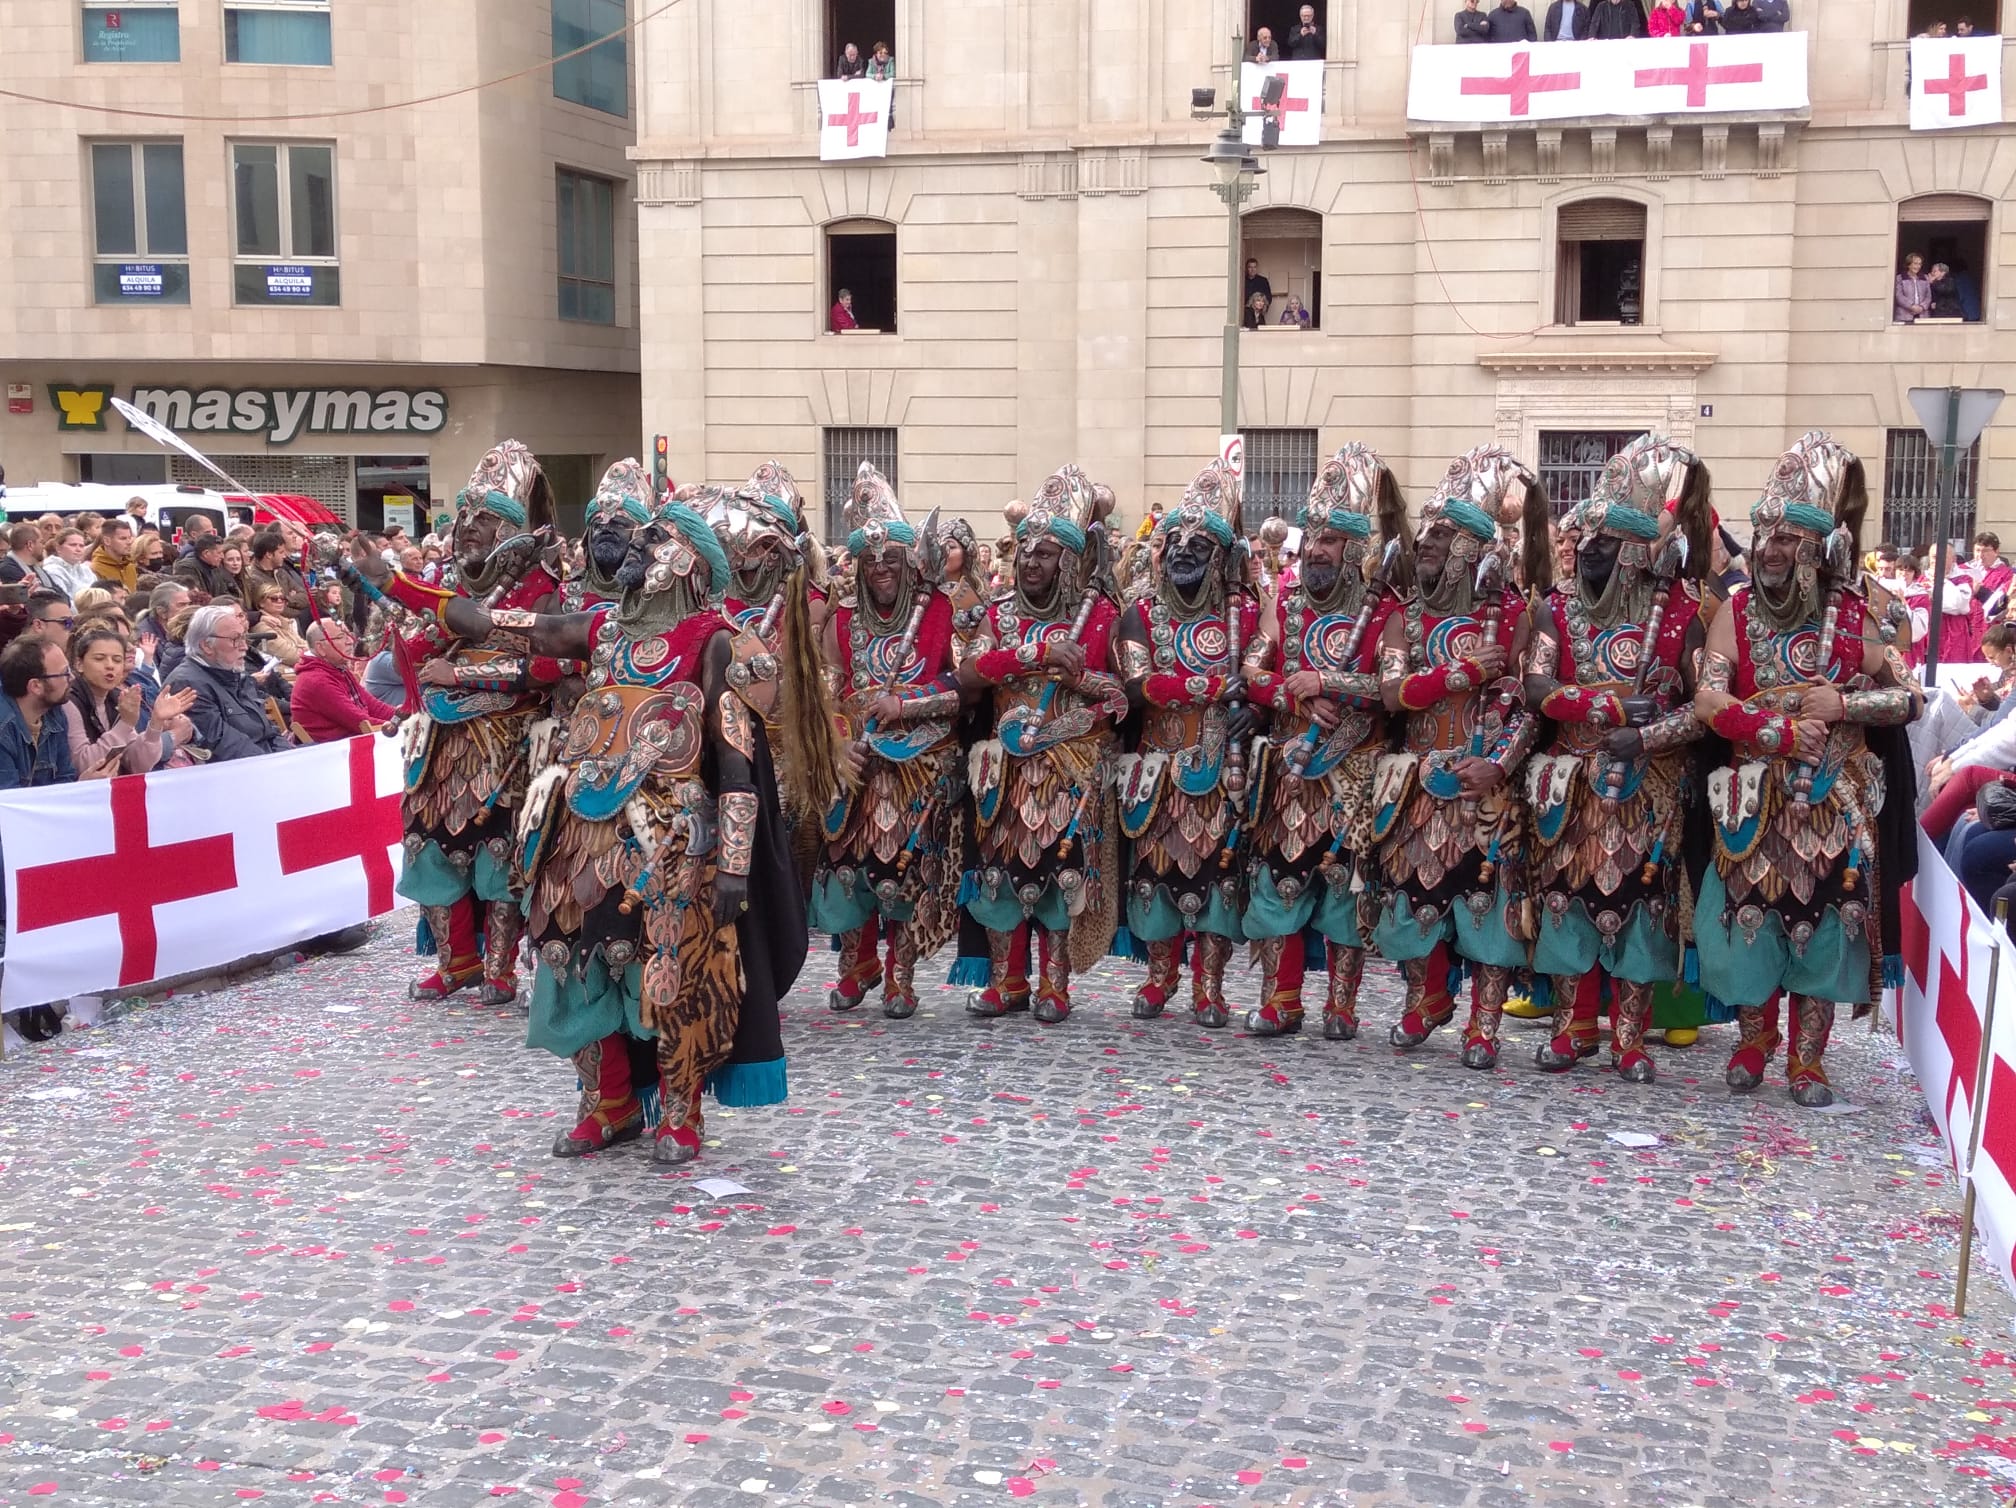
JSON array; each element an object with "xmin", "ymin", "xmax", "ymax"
[
  {"xmin": 1909, "ymin": 35, "xmax": 2003, "ymax": 131},
  {"xmin": 1898, "ymin": 824, "xmax": 2016, "ymax": 1302},
  {"xmin": 817, "ymin": 78, "xmax": 893, "ymax": 161},
  {"xmin": 1241, "ymin": 61, "xmax": 1326, "ymax": 147},
  {"xmin": 1406, "ymin": 33, "xmax": 1808, "ymax": 123},
  {"xmin": 0, "ymin": 734, "xmax": 403, "ymax": 1012}
]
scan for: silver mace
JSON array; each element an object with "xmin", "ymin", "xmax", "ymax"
[
  {"xmin": 1287, "ymin": 535, "xmax": 1399, "ymax": 780},
  {"xmin": 1602, "ymin": 529, "xmax": 1687, "ymax": 802}
]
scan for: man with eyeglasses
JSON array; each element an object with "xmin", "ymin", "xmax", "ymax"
[
  {"xmin": 22, "ymin": 590, "xmax": 76, "ymax": 646},
  {"xmin": 164, "ymin": 603, "xmax": 294, "ymax": 763},
  {"xmin": 0, "ymin": 636, "xmax": 84, "ymax": 790}
]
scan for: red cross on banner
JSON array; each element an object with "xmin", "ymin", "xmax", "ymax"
[
  {"xmin": 826, "ymin": 92, "xmax": 879, "ymax": 148},
  {"xmin": 1632, "ymin": 42, "xmax": 1764, "ymax": 108},
  {"xmin": 14, "ymin": 775, "xmax": 238, "ymax": 986},
  {"xmin": 276, "ymin": 736, "xmax": 402, "ymax": 915},
  {"xmin": 1459, "ymin": 52, "xmax": 1581, "ymax": 118},
  {"xmin": 1250, "ymin": 77, "xmax": 1312, "ymax": 126},
  {"xmin": 1926, "ymin": 51, "xmax": 1990, "ymax": 116}
]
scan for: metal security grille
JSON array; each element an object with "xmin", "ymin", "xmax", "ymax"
[
  {"xmin": 169, "ymin": 454, "xmax": 355, "ymax": 522},
  {"xmin": 1882, "ymin": 428, "xmax": 1980, "ymax": 550},
  {"xmin": 1239, "ymin": 428, "xmax": 1317, "ymax": 533},
  {"xmin": 822, "ymin": 427, "xmax": 898, "ymax": 541},
  {"xmin": 1537, "ymin": 430, "xmax": 1644, "ymax": 518}
]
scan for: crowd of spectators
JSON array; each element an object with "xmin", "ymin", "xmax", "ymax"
[
  {"xmin": 1454, "ymin": 0, "xmax": 1789, "ymax": 40},
  {"xmin": 0, "ymin": 501, "xmax": 415, "ymax": 793}
]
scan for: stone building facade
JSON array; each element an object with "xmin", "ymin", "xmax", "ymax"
[
  {"xmin": 636, "ymin": 0, "xmax": 2015, "ymax": 547},
  {"xmin": 1, "ymin": 0, "xmax": 641, "ymax": 528}
]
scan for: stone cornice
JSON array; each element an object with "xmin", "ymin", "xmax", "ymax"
[{"xmin": 1478, "ymin": 336, "xmax": 1718, "ymax": 376}]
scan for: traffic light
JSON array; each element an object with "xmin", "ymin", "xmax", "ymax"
[{"xmin": 652, "ymin": 434, "xmax": 669, "ymax": 496}]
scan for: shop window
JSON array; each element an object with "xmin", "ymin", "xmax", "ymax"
[
  {"xmin": 355, "ymin": 456, "xmax": 431, "ymax": 538},
  {"xmin": 558, "ymin": 168, "xmax": 618, "ymax": 324},
  {"xmin": 231, "ymin": 141, "xmax": 339, "ymax": 304},
  {"xmin": 90, "ymin": 141, "xmax": 190, "ymax": 305},
  {"xmin": 1555, "ymin": 198, "xmax": 1646, "ymax": 326},
  {"xmin": 224, "ymin": 1, "xmax": 332, "ymax": 65},
  {"xmin": 82, "ymin": 3, "xmax": 180, "ymax": 62},
  {"xmin": 823, "ymin": 427, "xmax": 898, "ymax": 542},
  {"xmin": 1247, "ymin": 1, "xmax": 1323, "ymax": 59},
  {"xmin": 168, "ymin": 454, "xmax": 353, "ymax": 519},
  {"xmin": 1240, "ymin": 429, "xmax": 1318, "ymax": 533},
  {"xmin": 826, "ymin": 218, "xmax": 897, "ymax": 333},
  {"xmin": 1907, "ymin": 0, "xmax": 1998, "ymax": 35},
  {"xmin": 1896, "ymin": 193, "xmax": 1990, "ymax": 323},
  {"xmin": 1539, "ymin": 430, "xmax": 1646, "ymax": 518},
  {"xmin": 1241, "ymin": 206, "xmax": 1321, "ymax": 330},
  {"xmin": 1882, "ymin": 428, "xmax": 1981, "ymax": 549},
  {"xmin": 78, "ymin": 454, "xmax": 169, "ymax": 485},
  {"xmin": 553, "ymin": 0, "xmax": 628, "ymax": 117},
  {"xmin": 826, "ymin": 0, "xmax": 893, "ymax": 77}
]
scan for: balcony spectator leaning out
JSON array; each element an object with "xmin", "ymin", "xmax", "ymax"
[
  {"xmin": 835, "ymin": 42, "xmax": 865, "ymax": 79},
  {"xmin": 1649, "ymin": 0, "xmax": 1686, "ymax": 33},
  {"xmin": 1544, "ymin": 0, "xmax": 1586, "ymax": 39},
  {"xmin": 830, "ymin": 288, "xmax": 859, "ymax": 333},
  {"xmin": 1684, "ymin": 0, "xmax": 1723, "ymax": 33},
  {"xmin": 1246, "ymin": 27, "xmax": 1280, "ymax": 62}
]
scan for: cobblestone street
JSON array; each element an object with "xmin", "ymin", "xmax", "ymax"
[{"xmin": 0, "ymin": 918, "xmax": 2006, "ymax": 1507}]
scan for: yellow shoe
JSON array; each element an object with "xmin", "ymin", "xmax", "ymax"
[
  {"xmin": 1503, "ymin": 994, "xmax": 1549, "ymax": 1020},
  {"xmin": 1663, "ymin": 1027, "xmax": 1700, "ymax": 1048}
]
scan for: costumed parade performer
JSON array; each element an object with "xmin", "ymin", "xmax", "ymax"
[
  {"xmin": 389, "ymin": 440, "xmax": 562, "ymax": 1005},
  {"xmin": 347, "ymin": 470, "xmax": 800, "ymax": 1163},
  {"xmin": 1374, "ymin": 446, "xmax": 1549, "ymax": 1068},
  {"xmin": 810, "ymin": 466, "xmax": 964, "ymax": 1020},
  {"xmin": 1522, "ymin": 436, "xmax": 1711, "ymax": 1081},
  {"xmin": 958, "ymin": 465, "xmax": 1127, "ymax": 1023},
  {"xmin": 1114, "ymin": 459, "xmax": 1272, "ymax": 1028},
  {"xmin": 1240, "ymin": 444, "xmax": 1409, "ymax": 1039},
  {"xmin": 1692, "ymin": 432, "xmax": 1920, "ymax": 1106}
]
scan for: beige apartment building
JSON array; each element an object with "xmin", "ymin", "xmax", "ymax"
[
  {"xmin": 0, "ymin": 0, "xmax": 642, "ymax": 529},
  {"xmin": 636, "ymin": 0, "xmax": 2015, "ymax": 550}
]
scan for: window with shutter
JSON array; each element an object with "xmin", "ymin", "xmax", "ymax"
[{"xmin": 1554, "ymin": 199, "xmax": 1646, "ymax": 326}]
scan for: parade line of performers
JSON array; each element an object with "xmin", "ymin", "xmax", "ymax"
[{"xmin": 339, "ymin": 428, "xmax": 1922, "ymax": 1168}]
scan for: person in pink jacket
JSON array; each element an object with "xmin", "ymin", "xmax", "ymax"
[
  {"xmin": 1648, "ymin": 0, "xmax": 1686, "ymax": 33},
  {"xmin": 61, "ymin": 624, "xmax": 198, "ymax": 774}
]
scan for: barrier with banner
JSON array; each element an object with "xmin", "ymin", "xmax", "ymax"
[
  {"xmin": 0, "ymin": 734, "xmax": 404, "ymax": 1012},
  {"xmin": 1406, "ymin": 33, "xmax": 1808, "ymax": 123},
  {"xmin": 1898, "ymin": 824, "xmax": 2016, "ymax": 1306}
]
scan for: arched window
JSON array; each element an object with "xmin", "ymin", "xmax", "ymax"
[
  {"xmin": 1241, "ymin": 206, "xmax": 1322, "ymax": 330},
  {"xmin": 1895, "ymin": 193, "xmax": 1990, "ymax": 324},
  {"xmin": 1554, "ymin": 197, "xmax": 1646, "ymax": 326},
  {"xmin": 825, "ymin": 217, "xmax": 897, "ymax": 334}
]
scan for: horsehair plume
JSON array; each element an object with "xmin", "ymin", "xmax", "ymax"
[
  {"xmin": 1520, "ymin": 474, "xmax": 1555, "ymax": 598},
  {"xmin": 1372, "ymin": 462, "xmax": 1415, "ymax": 594},
  {"xmin": 1672, "ymin": 458, "xmax": 1715, "ymax": 584},
  {"xmin": 775, "ymin": 565, "xmax": 843, "ymax": 823}
]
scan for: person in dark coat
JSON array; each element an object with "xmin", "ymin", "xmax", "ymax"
[
  {"xmin": 1455, "ymin": 0, "xmax": 1495, "ymax": 39},
  {"xmin": 1285, "ymin": 4, "xmax": 1326, "ymax": 57},
  {"xmin": 1486, "ymin": 0, "xmax": 1540, "ymax": 41},
  {"xmin": 1585, "ymin": 0, "xmax": 1647, "ymax": 36},
  {"xmin": 172, "ymin": 535, "xmax": 240, "ymax": 601},
  {"xmin": 164, "ymin": 603, "xmax": 293, "ymax": 762},
  {"xmin": 1543, "ymin": 0, "xmax": 1589, "ymax": 39}
]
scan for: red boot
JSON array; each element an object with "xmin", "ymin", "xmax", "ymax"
[
  {"xmin": 829, "ymin": 918, "xmax": 881, "ymax": 1011},
  {"xmin": 553, "ymin": 1032, "xmax": 643, "ymax": 1157}
]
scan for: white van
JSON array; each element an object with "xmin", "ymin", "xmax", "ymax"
[{"xmin": 5, "ymin": 482, "xmax": 230, "ymax": 542}]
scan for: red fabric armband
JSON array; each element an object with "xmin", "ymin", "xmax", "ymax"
[
  {"xmin": 1539, "ymin": 685, "xmax": 1626, "ymax": 727},
  {"xmin": 1245, "ymin": 672, "xmax": 1287, "ymax": 710},
  {"xmin": 1395, "ymin": 662, "xmax": 1473, "ymax": 711},
  {"xmin": 972, "ymin": 648, "xmax": 1028, "ymax": 685},
  {"xmin": 1709, "ymin": 702, "xmax": 1794, "ymax": 752},
  {"xmin": 381, "ymin": 571, "xmax": 457, "ymax": 619}
]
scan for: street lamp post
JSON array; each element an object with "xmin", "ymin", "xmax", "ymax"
[{"xmin": 1200, "ymin": 34, "xmax": 1267, "ymax": 442}]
